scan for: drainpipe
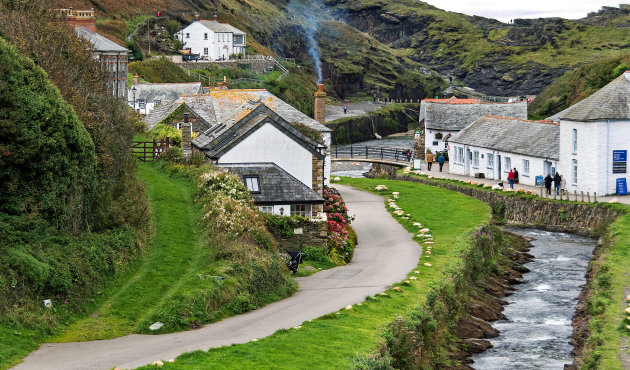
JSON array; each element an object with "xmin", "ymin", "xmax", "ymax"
[{"xmin": 607, "ymin": 120, "xmax": 610, "ymax": 195}]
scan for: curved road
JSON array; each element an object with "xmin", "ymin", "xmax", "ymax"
[{"xmin": 15, "ymin": 185, "xmax": 421, "ymax": 370}]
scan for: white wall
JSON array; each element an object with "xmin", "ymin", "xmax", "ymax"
[
  {"xmin": 177, "ymin": 22, "xmax": 243, "ymax": 60},
  {"xmin": 449, "ymin": 143, "xmax": 558, "ymax": 187},
  {"xmin": 218, "ymin": 123, "xmax": 314, "ymax": 189},
  {"xmin": 425, "ymin": 129, "xmax": 456, "ymax": 154},
  {"xmin": 559, "ymin": 120, "xmax": 630, "ymax": 195},
  {"xmin": 128, "ymin": 100, "xmax": 158, "ymax": 115},
  {"xmin": 323, "ymin": 132, "xmax": 331, "ymax": 186}
]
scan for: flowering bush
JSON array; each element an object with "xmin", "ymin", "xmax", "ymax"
[
  {"xmin": 196, "ymin": 170, "xmax": 251, "ymax": 202},
  {"xmin": 324, "ymin": 186, "xmax": 355, "ymax": 264}
]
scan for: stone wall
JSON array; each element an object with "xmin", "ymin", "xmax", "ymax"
[
  {"xmin": 272, "ymin": 220, "xmax": 328, "ymax": 251},
  {"xmin": 176, "ymin": 59, "xmax": 275, "ymax": 73},
  {"xmin": 369, "ymin": 163, "xmax": 624, "ymax": 235},
  {"xmin": 326, "ymin": 103, "xmax": 419, "ymax": 145}
]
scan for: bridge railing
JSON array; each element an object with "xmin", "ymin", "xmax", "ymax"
[{"xmin": 332, "ymin": 145, "xmax": 413, "ymax": 164}]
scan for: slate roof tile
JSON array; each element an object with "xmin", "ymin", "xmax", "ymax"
[{"xmin": 425, "ymin": 100, "xmax": 528, "ymax": 131}]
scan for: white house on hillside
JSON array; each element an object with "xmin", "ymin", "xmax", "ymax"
[
  {"xmin": 557, "ymin": 71, "xmax": 630, "ymax": 196},
  {"xmin": 419, "ymin": 97, "xmax": 528, "ymax": 155},
  {"xmin": 175, "ymin": 14, "xmax": 246, "ymax": 60},
  {"xmin": 449, "ymin": 116, "xmax": 559, "ymax": 186}
]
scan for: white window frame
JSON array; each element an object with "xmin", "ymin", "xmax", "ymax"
[
  {"xmin": 203, "ymin": 47, "xmax": 209, "ymax": 55},
  {"xmin": 472, "ymin": 150, "xmax": 479, "ymax": 168},
  {"xmin": 523, "ymin": 159, "xmax": 530, "ymax": 176},
  {"xmin": 487, "ymin": 153, "xmax": 494, "ymax": 169},
  {"xmin": 572, "ymin": 128, "xmax": 577, "ymax": 154},
  {"xmin": 572, "ymin": 159, "xmax": 578, "ymax": 185},
  {"xmin": 504, "ymin": 157, "xmax": 511, "ymax": 172},
  {"xmin": 456, "ymin": 147, "xmax": 464, "ymax": 164},
  {"xmin": 138, "ymin": 99, "xmax": 146, "ymax": 109},
  {"xmin": 154, "ymin": 100, "xmax": 161, "ymax": 107},
  {"xmin": 244, "ymin": 176, "xmax": 260, "ymax": 193},
  {"xmin": 260, "ymin": 206, "xmax": 273, "ymax": 214},
  {"xmin": 290, "ymin": 204, "xmax": 309, "ymax": 217}
]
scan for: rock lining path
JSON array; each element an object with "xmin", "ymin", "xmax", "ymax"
[{"xmin": 15, "ymin": 185, "xmax": 421, "ymax": 370}]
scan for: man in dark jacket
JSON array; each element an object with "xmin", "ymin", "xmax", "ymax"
[
  {"xmin": 553, "ymin": 173, "xmax": 562, "ymax": 195},
  {"xmin": 544, "ymin": 174, "xmax": 553, "ymax": 195},
  {"xmin": 438, "ymin": 154, "xmax": 445, "ymax": 172}
]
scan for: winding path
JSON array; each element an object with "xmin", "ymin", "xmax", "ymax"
[{"xmin": 15, "ymin": 185, "xmax": 421, "ymax": 370}]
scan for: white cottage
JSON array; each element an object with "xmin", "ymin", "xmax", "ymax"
[
  {"xmin": 175, "ymin": 14, "xmax": 246, "ymax": 60},
  {"xmin": 127, "ymin": 81, "xmax": 203, "ymax": 115},
  {"xmin": 449, "ymin": 116, "xmax": 560, "ymax": 186},
  {"xmin": 420, "ymin": 97, "xmax": 528, "ymax": 155},
  {"xmin": 557, "ymin": 71, "xmax": 630, "ymax": 196}
]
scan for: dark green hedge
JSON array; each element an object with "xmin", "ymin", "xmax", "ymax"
[{"xmin": 0, "ymin": 36, "xmax": 96, "ymax": 229}]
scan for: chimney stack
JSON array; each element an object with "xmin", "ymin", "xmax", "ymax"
[
  {"xmin": 313, "ymin": 84, "xmax": 326, "ymax": 124},
  {"xmin": 132, "ymin": 74, "xmax": 140, "ymax": 85},
  {"xmin": 194, "ymin": 12, "xmax": 200, "ymax": 21},
  {"xmin": 212, "ymin": 14, "xmax": 218, "ymax": 21}
]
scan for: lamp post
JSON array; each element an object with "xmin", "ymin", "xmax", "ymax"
[{"xmin": 131, "ymin": 86, "xmax": 137, "ymax": 112}]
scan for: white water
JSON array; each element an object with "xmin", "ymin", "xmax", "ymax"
[{"xmin": 471, "ymin": 229, "xmax": 596, "ymax": 369}]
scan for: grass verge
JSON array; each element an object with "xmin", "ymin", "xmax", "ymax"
[{"xmin": 136, "ymin": 177, "xmax": 490, "ymax": 369}]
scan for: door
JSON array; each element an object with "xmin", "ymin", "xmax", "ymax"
[
  {"xmin": 497, "ymin": 155, "xmax": 502, "ymax": 180},
  {"xmin": 465, "ymin": 149, "xmax": 472, "ymax": 175},
  {"xmin": 544, "ymin": 161, "xmax": 552, "ymax": 176}
]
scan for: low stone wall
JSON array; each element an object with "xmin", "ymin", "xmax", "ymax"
[
  {"xmin": 368, "ymin": 163, "xmax": 624, "ymax": 235},
  {"xmin": 271, "ymin": 220, "xmax": 328, "ymax": 251},
  {"xmin": 177, "ymin": 60, "xmax": 275, "ymax": 73}
]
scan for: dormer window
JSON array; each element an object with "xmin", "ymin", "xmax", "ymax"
[{"xmin": 244, "ymin": 176, "xmax": 260, "ymax": 193}]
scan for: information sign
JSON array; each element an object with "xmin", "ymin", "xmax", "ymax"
[
  {"xmin": 613, "ymin": 162, "xmax": 627, "ymax": 174},
  {"xmin": 535, "ymin": 175, "xmax": 543, "ymax": 186},
  {"xmin": 613, "ymin": 150, "xmax": 627, "ymax": 162},
  {"xmin": 617, "ymin": 178, "xmax": 628, "ymax": 196}
]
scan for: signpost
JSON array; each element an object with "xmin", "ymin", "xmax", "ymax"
[{"xmin": 613, "ymin": 150, "xmax": 627, "ymax": 174}]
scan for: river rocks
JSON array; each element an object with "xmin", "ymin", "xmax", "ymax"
[
  {"xmin": 461, "ymin": 338, "xmax": 493, "ymax": 353},
  {"xmin": 456, "ymin": 316, "xmax": 500, "ymax": 339}
]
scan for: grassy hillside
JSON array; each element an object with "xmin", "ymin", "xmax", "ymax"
[{"xmin": 529, "ymin": 53, "xmax": 630, "ymax": 119}]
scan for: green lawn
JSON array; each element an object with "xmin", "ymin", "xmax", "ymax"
[
  {"xmin": 53, "ymin": 162, "xmax": 204, "ymax": 341},
  {"xmin": 137, "ymin": 177, "xmax": 491, "ymax": 369}
]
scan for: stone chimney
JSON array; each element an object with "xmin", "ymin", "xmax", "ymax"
[
  {"xmin": 194, "ymin": 12, "xmax": 201, "ymax": 21},
  {"xmin": 313, "ymin": 84, "xmax": 326, "ymax": 124},
  {"xmin": 132, "ymin": 74, "xmax": 140, "ymax": 85},
  {"xmin": 215, "ymin": 76, "xmax": 229, "ymax": 90},
  {"xmin": 212, "ymin": 14, "xmax": 218, "ymax": 21},
  {"xmin": 57, "ymin": 7, "xmax": 96, "ymax": 32},
  {"xmin": 181, "ymin": 121, "xmax": 192, "ymax": 156}
]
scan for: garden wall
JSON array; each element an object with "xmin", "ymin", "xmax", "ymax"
[{"xmin": 265, "ymin": 216, "xmax": 328, "ymax": 251}]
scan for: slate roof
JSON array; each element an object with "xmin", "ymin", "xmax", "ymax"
[
  {"xmin": 218, "ymin": 163, "xmax": 323, "ymax": 204},
  {"xmin": 560, "ymin": 72, "xmax": 630, "ymax": 121},
  {"xmin": 450, "ymin": 115, "xmax": 560, "ymax": 159},
  {"xmin": 198, "ymin": 20, "xmax": 245, "ymax": 35},
  {"xmin": 425, "ymin": 100, "xmax": 528, "ymax": 131},
  {"xmin": 194, "ymin": 103, "xmax": 325, "ymax": 159},
  {"xmin": 129, "ymin": 83, "xmax": 202, "ymax": 102},
  {"xmin": 143, "ymin": 89, "xmax": 331, "ymax": 132},
  {"xmin": 75, "ymin": 26, "xmax": 128, "ymax": 53}
]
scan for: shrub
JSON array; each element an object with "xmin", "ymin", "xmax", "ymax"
[
  {"xmin": 148, "ymin": 124, "xmax": 182, "ymax": 146},
  {"xmin": 160, "ymin": 146, "xmax": 185, "ymax": 163}
]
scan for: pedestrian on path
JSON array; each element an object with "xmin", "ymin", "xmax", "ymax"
[
  {"xmin": 508, "ymin": 168, "xmax": 515, "ymax": 189},
  {"xmin": 343, "ymin": 105, "xmax": 347, "ymax": 114},
  {"xmin": 544, "ymin": 174, "xmax": 553, "ymax": 195},
  {"xmin": 560, "ymin": 175, "xmax": 566, "ymax": 196},
  {"xmin": 438, "ymin": 153, "xmax": 445, "ymax": 172},
  {"xmin": 426, "ymin": 151, "xmax": 434, "ymax": 171},
  {"xmin": 553, "ymin": 172, "xmax": 562, "ymax": 195},
  {"xmin": 513, "ymin": 168, "xmax": 519, "ymax": 184}
]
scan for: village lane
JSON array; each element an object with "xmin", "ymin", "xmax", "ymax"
[{"xmin": 14, "ymin": 185, "xmax": 421, "ymax": 370}]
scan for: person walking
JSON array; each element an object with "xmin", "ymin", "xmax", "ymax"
[
  {"xmin": 513, "ymin": 168, "xmax": 519, "ymax": 184},
  {"xmin": 426, "ymin": 151, "xmax": 434, "ymax": 171},
  {"xmin": 343, "ymin": 105, "xmax": 347, "ymax": 114},
  {"xmin": 438, "ymin": 153, "xmax": 445, "ymax": 172},
  {"xmin": 544, "ymin": 173, "xmax": 553, "ymax": 195},
  {"xmin": 507, "ymin": 168, "xmax": 515, "ymax": 189},
  {"xmin": 553, "ymin": 172, "xmax": 562, "ymax": 195}
]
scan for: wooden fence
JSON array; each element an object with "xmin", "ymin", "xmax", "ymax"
[
  {"xmin": 132, "ymin": 138, "xmax": 170, "ymax": 162},
  {"xmin": 332, "ymin": 145, "xmax": 413, "ymax": 164}
]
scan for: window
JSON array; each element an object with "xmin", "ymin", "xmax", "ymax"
[
  {"xmin": 290, "ymin": 204, "xmax": 308, "ymax": 217},
  {"xmin": 186, "ymin": 33, "xmax": 190, "ymax": 38},
  {"xmin": 260, "ymin": 206, "xmax": 273, "ymax": 214},
  {"xmin": 204, "ymin": 33, "xmax": 208, "ymax": 40},
  {"xmin": 138, "ymin": 100, "xmax": 146, "ymax": 109},
  {"xmin": 244, "ymin": 176, "xmax": 260, "ymax": 193},
  {"xmin": 487, "ymin": 153, "xmax": 494, "ymax": 168},
  {"xmin": 572, "ymin": 129, "xmax": 577, "ymax": 153},
  {"xmin": 523, "ymin": 159, "xmax": 530, "ymax": 176},
  {"xmin": 154, "ymin": 100, "xmax": 161, "ymax": 107},
  {"xmin": 472, "ymin": 151, "xmax": 479, "ymax": 168},
  {"xmin": 456, "ymin": 147, "xmax": 464, "ymax": 164},
  {"xmin": 203, "ymin": 48, "xmax": 208, "ymax": 55},
  {"xmin": 504, "ymin": 157, "xmax": 511, "ymax": 172},
  {"xmin": 432, "ymin": 141, "xmax": 439, "ymax": 146},
  {"xmin": 572, "ymin": 159, "xmax": 578, "ymax": 185}
]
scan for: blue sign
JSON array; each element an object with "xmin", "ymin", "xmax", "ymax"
[
  {"xmin": 613, "ymin": 150, "xmax": 627, "ymax": 162},
  {"xmin": 617, "ymin": 178, "xmax": 628, "ymax": 195},
  {"xmin": 535, "ymin": 175, "xmax": 543, "ymax": 186}
]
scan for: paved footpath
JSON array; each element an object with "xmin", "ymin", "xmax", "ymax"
[{"xmin": 15, "ymin": 185, "xmax": 421, "ymax": 370}]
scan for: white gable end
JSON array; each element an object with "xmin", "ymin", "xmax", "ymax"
[{"xmin": 217, "ymin": 123, "xmax": 314, "ymax": 189}]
